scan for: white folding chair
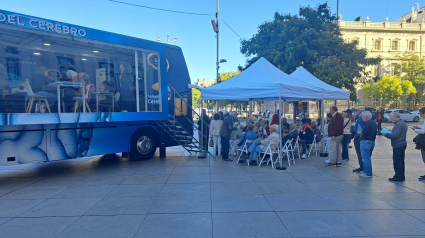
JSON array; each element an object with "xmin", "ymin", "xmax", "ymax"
[
  {"xmin": 258, "ymin": 141, "xmax": 279, "ymax": 168},
  {"xmin": 292, "ymin": 135, "xmax": 301, "ymax": 159},
  {"xmin": 307, "ymin": 134, "xmax": 318, "ymax": 157},
  {"xmin": 273, "ymin": 139, "xmax": 295, "ymax": 167},
  {"xmin": 237, "ymin": 140, "xmax": 254, "ymax": 166}
]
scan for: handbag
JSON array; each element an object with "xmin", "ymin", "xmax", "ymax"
[{"xmin": 209, "ymin": 138, "xmax": 214, "ymax": 147}]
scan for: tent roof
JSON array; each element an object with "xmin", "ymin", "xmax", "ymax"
[
  {"xmin": 201, "ymin": 57, "xmax": 324, "ymax": 101},
  {"xmin": 290, "ymin": 66, "xmax": 350, "ymax": 100}
]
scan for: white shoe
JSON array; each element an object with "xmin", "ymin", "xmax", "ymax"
[
  {"xmin": 301, "ymin": 154, "xmax": 307, "ymax": 159},
  {"xmin": 232, "ymin": 152, "xmax": 237, "ymax": 156},
  {"xmin": 359, "ymin": 172, "xmax": 372, "ymax": 177},
  {"xmin": 324, "ymin": 159, "xmax": 330, "ymax": 163}
]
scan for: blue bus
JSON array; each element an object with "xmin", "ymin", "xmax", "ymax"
[{"xmin": 0, "ymin": 10, "xmax": 203, "ymax": 166}]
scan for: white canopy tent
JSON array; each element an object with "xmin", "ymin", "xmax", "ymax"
[
  {"xmin": 290, "ymin": 66, "xmax": 350, "ymax": 100},
  {"xmin": 199, "ymin": 57, "xmax": 350, "ymax": 168}
]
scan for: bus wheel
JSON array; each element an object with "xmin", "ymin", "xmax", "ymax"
[{"xmin": 130, "ymin": 130, "xmax": 157, "ymax": 160}]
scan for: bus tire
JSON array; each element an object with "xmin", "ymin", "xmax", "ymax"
[{"xmin": 129, "ymin": 129, "xmax": 158, "ymax": 161}]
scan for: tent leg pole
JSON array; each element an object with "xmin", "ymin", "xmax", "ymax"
[
  {"xmin": 348, "ymin": 100, "xmax": 350, "ymax": 110},
  {"xmin": 283, "ymin": 102, "xmax": 286, "ymax": 118},
  {"xmin": 198, "ymin": 101, "xmax": 206, "ymax": 159},
  {"xmin": 249, "ymin": 99, "xmax": 252, "ymax": 121},
  {"xmin": 321, "ymin": 100, "xmax": 326, "ymax": 157},
  {"xmin": 278, "ymin": 96, "xmax": 283, "ymax": 169}
]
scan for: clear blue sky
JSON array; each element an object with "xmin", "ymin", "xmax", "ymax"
[{"xmin": 1, "ymin": 0, "xmax": 417, "ymax": 82}]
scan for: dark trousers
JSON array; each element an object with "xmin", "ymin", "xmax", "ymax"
[
  {"xmin": 341, "ymin": 134, "xmax": 351, "ymax": 159},
  {"xmin": 392, "ymin": 145, "xmax": 407, "ymax": 179},
  {"xmin": 221, "ymin": 136, "xmax": 230, "ymax": 160},
  {"xmin": 354, "ymin": 139, "xmax": 363, "ymax": 170},
  {"xmin": 377, "ymin": 120, "xmax": 382, "ymax": 134}
]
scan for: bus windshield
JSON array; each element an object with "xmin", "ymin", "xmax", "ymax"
[{"xmin": 0, "ymin": 24, "xmax": 162, "ymax": 114}]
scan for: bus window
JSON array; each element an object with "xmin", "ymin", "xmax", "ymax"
[{"xmin": 0, "ymin": 25, "xmax": 161, "ymax": 114}]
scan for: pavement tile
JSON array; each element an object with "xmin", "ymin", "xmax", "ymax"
[
  {"xmin": 212, "ymin": 194, "xmax": 273, "ymax": 212},
  {"xmin": 347, "ymin": 180, "xmax": 416, "ymax": 193},
  {"xmin": 369, "ymin": 192, "xmax": 425, "ymax": 210},
  {"xmin": 53, "ymin": 185, "xmax": 117, "ymax": 199},
  {"xmin": 76, "ymin": 174, "xmax": 129, "ymax": 186},
  {"xmin": 277, "ymin": 211, "xmax": 369, "ymax": 237},
  {"xmin": 167, "ymin": 173, "xmax": 210, "ymax": 183},
  {"xmin": 108, "ymin": 184, "xmax": 164, "ymax": 197},
  {"xmin": 250, "ymin": 172, "xmax": 298, "ymax": 182},
  {"xmin": 150, "ymin": 195, "xmax": 211, "ymax": 213},
  {"xmin": 210, "ymin": 173, "xmax": 253, "ymax": 183},
  {"xmin": 57, "ymin": 215, "xmax": 145, "ymax": 238},
  {"xmin": 211, "ymin": 182, "xmax": 262, "ymax": 196},
  {"xmin": 256, "ymin": 181, "xmax": 313, "ymax": 194},
  {"xmin": 288, "ymin": 172, "xmax": 341, "ymax": 181},
  {"xmin": 266, "ymin": 193, "xmax": 335, "ymax": 211},
  {"xmin": 0, "ymin": 218, "xmax": 11, "ymax": 226},
  {"xmin": 20, "ymin": 198, "xmax": 101, "ymax": 217},
  {"xmin": 0, "ymin": 185, "xmax": 67, "ymax": 199},
  {"xmin": 86, "ymin": 197, "xmax": 156, "ymax": 215},
  {"xmin": 403, "ymin": 209, "xmax": 425, "ymax": 223},
  {"xmin": 121, "ymin": 174, "xmax": 170, "ymax": 185},
  {"xmin": 135, "ymin": 213, "xmax": 212, "ymax": 238},
  {"xmin": 159, "ymin": 183, "xmax": 210, "ymax": 197},
  {"xmin": 212, "ymin": 212, "xmax": 291, "ymax": 238},
  {"xmin": 0, "ymin": 199, "xmax": 45, "ymax": 217},
  {"xmin": 318, "ymin": 192, "xmax": 396, "ymax": 210},
  {"xmin": 209, "ymin": 166, "xmax": 248, "ymax": 174},
  {"xmin": 341, "ymin": 210, "xmax": 425, "ymax": 236},
  {"xmin": 171, "ymin": 166, "xmax": 209, "ymax": 174},
  {"xmin": 0, "ymin": 217, "xmax": 78, "ymax": 238},
  {"xmin": 303, "ymin": 181, "xmax": 365, "ymax": 194}
]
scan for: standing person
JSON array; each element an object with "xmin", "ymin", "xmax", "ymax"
[
  {"xmin": 341, "ymin": 109, "xmax": 354, "ymax": 161},
  {"xmin": 353, "ymin": 106, "xmax": 365, "ymax": 172},
  {"xmin": 241, "ymin": 124, "xmax": 280, "ymax": 166},
  {"xmin": 382, "ymin": 112, "xmax": 408, "ymax": 181},
  {"xmin": 376, "ymin": 107, "xmax": 384, "ymax": 135},
  {"xmin": 298, "ymin": 109, "xmax": 309, "ymax": 120},
  {"xmin": 413, "ymin": 107, "xmax": 425, "ymax": 181},
  {"xmin": 357, "ymin": 111, "xmax": 377, "ymax": 177},
  {"xmin": 298, "ymin": 118, "xmax": 314, "ymax": 159},
  {"xmin": 197, "ymin": 109, "xmax": 210, "ymax": 153},
  {"xmin": 220, "ymin": 112, "xmax": 238, "ymax": 161},
  {"xmin": 326, "ymin": 106, "xmax": 344, "ymax": 167},
  {"xmin": 324, "ymin": 113, "xmax": 332, "ymax": 163},
  {"xmin": 270, "ymin": 113, "xmax": 279, "ymax": 126},
  {"xmin": 209, "ymin": 113, "xmax": 223, "ymax": 158}
]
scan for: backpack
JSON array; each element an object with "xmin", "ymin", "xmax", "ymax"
[{"xmin": 413, "ymin": 134, "xmax": 425, "ymax": 150}]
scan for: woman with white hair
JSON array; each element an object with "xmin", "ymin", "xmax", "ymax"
[{"xmin": 241, "ymin": 124, "xmax": 280, "ymax": 166}]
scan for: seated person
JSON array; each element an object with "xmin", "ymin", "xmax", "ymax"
[
  {"xmin": 298, "ymin": 118, "xmax": 314, "ymax": 159},
  {"xmin": 100, "ymin": 80, "xmax": 117, "ymax": 112},
  {"xmin": 311, "ymin": 121, "xmax": 322, "ymax": 143},
  {"xmin": 229, "ymin": 124, "xmax": 243, "ymax": 156},
  {"xmin": 281, "ymin": 118, "xmax": 290, "ymax": 130},
  {"xmin": 260, "ymin": 119, "xmax": 270, "ymax": 138},
  {"xmin": 241, "ymin": 124, "xmax": 257, "ymax": 147},
  {"xmin": 283, "ymin": 123, "xmax": 298, "ymax": 146},
  {"xmin": 241, "ymin": 124, "xmax": 280, "ymax": 166},
  {"xmin": 253, "ymin": 122, "xmax": 263, "ymax": 140},
  {"xmin": 295, "ymin": 119, "xmax": 302, "ymax": 133}
]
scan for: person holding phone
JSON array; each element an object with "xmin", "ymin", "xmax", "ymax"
[{"xmin": 412, "ymin": 107, "xmax": 425, "ymax": 181}]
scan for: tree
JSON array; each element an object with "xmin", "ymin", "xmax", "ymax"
[
  {"xmin": 363, "ymin": 76, "xmax": 416, "ymax": 107},
  {"xmin": 395, "ymin": 53, "xmax": 425, "ymax": 106},
  {"xmin": 240, "ymin": 3, "xmax": 382, "ymax": 101}
]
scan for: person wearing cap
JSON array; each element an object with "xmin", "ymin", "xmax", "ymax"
[
  {"xmin": 342, "ymin": 109, "xmax": 355, "ymax": 161},
  {"xmin": 383, "ymin": 111, "xmax": 408, "ymax": 181},
  {"xmin": 357, "ymin": 111, "xmax": 377, "ymax": 177},
  {"xmin": 241, "ymin": 124, "xmax": 280, "ymax": 166},
  {"xmin": 326, "ymin": 106, "xmax": 344, "ymax": 167},
  {"xmin": 353, "ymin": 106, "xmax": 365, "ymax": 172},
  {"xmin": 298, "ymin": 118, "xmax": 314, "ymax": 159}
]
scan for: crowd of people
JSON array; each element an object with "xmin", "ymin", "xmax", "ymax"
[{"xmin": 200, "ymin": 105, "xmax": 425, "ymax": 181}]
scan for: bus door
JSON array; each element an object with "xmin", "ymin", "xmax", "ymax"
[{"xmin": 135, "ymin": 51, "xmax": 161, "ymax": 113}]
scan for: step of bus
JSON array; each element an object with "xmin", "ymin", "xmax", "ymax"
[
  {"xmin": 187, "ymin": 150, "xmax": 201, "ymax": 153},
  {"xmin": 174, "ymin": 135, "xmax": 192, "ymax": 139},
  {"xmin": 163, "ymin": 124, "xmax": 182, "ymax": 128},
  {"xmin": 169, "ymin": 130, "xmax": 188, "ymax": 134}
]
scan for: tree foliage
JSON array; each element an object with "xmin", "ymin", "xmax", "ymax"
[
  {"xmin": 363, "ymin": 76, "xmax": 416, "ymax": 107},
  {"xmin": 240, "ymin": 3, "xmax": 381, "ymax": 101},
  {"xmin": 395, "ymin": 53, "xmax": 425, "ymax": 105}
]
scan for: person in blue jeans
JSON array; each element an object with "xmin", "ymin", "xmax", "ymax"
[
  {"xmin": 353, "ymin": 107, "xmax": 365, "ymax": 172},
  {"xmin": 357, "ymin": 111, "xmax": 377, "ymax": 177},
  {"xmin": 341, "ymin": 110, "xmax": 355, "ymax": 161}
]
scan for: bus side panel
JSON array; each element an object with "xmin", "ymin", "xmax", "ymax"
[{"xmin": 0, "ymin": 124, "xmax": 47, "ymax": 166}]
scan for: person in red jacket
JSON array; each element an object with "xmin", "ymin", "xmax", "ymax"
[
  {"xmin": 270, "ymin": 113, "xmax": 279, "ymax": 126},
  {"xmin": 326, "ymin": 106, "xmax": 344, "ymax": 167}
]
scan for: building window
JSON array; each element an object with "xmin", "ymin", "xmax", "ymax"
[
  {"xmin": 5, "ymin": 46, "xmax": 19, "ymax": 54},
  {"xmin": 391, "ymin": 41, "xmax": 398, "ymax": 51},
  {"xmin": 372, "ymin": 65, "xmax": 380, "ymax": 77},
  {"xmin": 6, "ymin": 58, "xmax": 20, "ymax": 76},
  {"xmin": 374, "ymin": 41, "xmax": 382, "ymax": 50},
  {"xmin": 409, "ymin": 41, "xmax": 416, "ymax": 51},
  {"xmin": 391, "ymin": 63, "xmax": 398, "ymax": 76}
]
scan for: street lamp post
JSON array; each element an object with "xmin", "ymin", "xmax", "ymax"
[{"xmin": 157, "ymin": 35, "xmax": 178, "ymax": 44}]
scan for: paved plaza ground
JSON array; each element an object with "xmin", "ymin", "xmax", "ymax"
[{"xmin": 1, "ymin": 122, "xmax": 425, "ymax": 238}]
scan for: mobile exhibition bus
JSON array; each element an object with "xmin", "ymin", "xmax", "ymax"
[{"xmin": 0, "ymin": 10, "xmax": 197, "ymax": 166}]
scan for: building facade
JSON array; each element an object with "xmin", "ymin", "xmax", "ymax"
[
  {"xmin": 339, "ymin": 5, "xmax": 425, "ymax": 107},
  {"xmin": 193, "ymin": 78, "xmax": 213, "ymax": 88}
]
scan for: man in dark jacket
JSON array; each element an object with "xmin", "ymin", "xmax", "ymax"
[
  {"xmin": 326, "ymin": 106, "xmax": 344, "ymax": 167},
  {"xmin": 383, "ymin": 111, "xmax": 408, "ymax": 181},
  {"xmin": 197, "ymin": 109, "xmax": 210, "ymax": 153},
  {"xmin": 220, "ymin": 111, "xmax": 238, "ymax": 161},
  {"xmin": 283, "ymin": 123, "xmax": 298, "ymax": 146},
  {"xmin": 358, "ymin": 111, "xmax": 377, "ymax": 177}
]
